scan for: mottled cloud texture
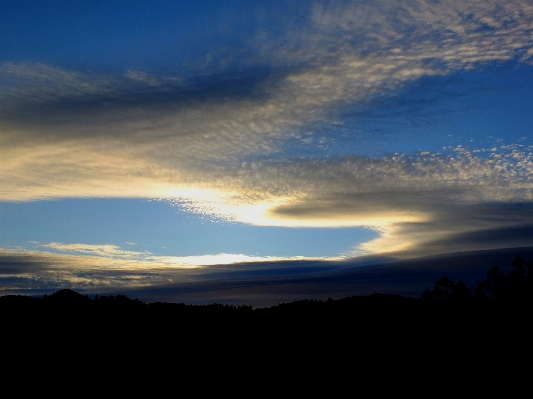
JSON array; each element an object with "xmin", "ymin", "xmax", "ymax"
[{"xmin": 1, "ymin": 0, "xmax": 532, "ymax": 260}]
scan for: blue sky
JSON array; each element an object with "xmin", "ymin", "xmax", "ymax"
[{"xmin": 1, "ymin": 0, "xmax": 532, "ymax": 300}]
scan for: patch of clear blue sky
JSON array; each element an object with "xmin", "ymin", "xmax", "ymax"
[
  {"xmin": 0, "ymin": 0, "xmax": 304, "ymax": 71},
  {"xmin": 0, "ymin": 199, "xmax": 378, "ymax": 257}
]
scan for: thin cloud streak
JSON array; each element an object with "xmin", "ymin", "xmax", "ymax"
[{"xmin": 29, "ymin": 242, "xmax": 344, "ymax": 266}]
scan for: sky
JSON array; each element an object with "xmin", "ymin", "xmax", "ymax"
[{"xmin": 1, "ymin": 0, "xmax": 532, "ymax": 302}]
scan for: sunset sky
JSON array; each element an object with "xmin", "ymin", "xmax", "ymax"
[{"xmin": 1, "ymin": 1, "xmax": 532, "ymax": 302}]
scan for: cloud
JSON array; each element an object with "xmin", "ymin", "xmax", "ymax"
[
  {"xmin": 30, "ymin": 242, "xmax": 342, "ymax": 266},
  {"xmin": 36, "ymin": 242, "xmax": 153, "ymax": 258},
  {"xmin": 1, "ymin": 1, "xmax": 532, "ymax": 258},
  {"xmin": 357, "ymin": 204, "xmax": 533, "ymax": 257},
  {"xmin": 0, "ymin": 246, "xmax": 344, "ymax": 295},
  {"xmin": 0, "ymin": 248, "xmax": 179, "ymax": 293},
  {"xmin": 4, "ymin": 246, "xmax": 532, "ymax": 305}
]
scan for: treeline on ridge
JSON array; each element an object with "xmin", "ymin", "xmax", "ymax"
[
  {"xmin": 2, "ymin": 256, "xmax": 532, "ymax": 315},
  {"xmin": 2, "ymin": 257, "xmax": 532, "ymax": 361}
]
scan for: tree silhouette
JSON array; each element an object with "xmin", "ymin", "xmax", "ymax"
[
  {"xmin": 421, "ymin": 277, "xmax": 471, "ymax": 302},
  {"xmin": 472, "ymin": 257, "xmax": 533, "ymax": 302}
]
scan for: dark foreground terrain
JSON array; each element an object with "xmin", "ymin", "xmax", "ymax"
[{"xmin": 2, "ymin": 256, "xmax": 532, "ymax": 377}]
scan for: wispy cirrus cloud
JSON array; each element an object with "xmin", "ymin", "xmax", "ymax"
[
  {"xmin": 35, "ymin": 242, "xmax": 153, "ymax": 258},
  {"xmin": 29, "ymin": 242, "xmax": 341, "ymax": 266}
]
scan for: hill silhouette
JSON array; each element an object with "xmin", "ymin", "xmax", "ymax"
[
  {"xmin": 47, "ymin": 288, "xmax": 90, "ymax": 303},
  {"xmin": 2, "ymin": 256, "xmax": 531, "ymax": 316},
  {"xmin": 2, "ymin": 255, "xmax": 531, "ymax": 369}
]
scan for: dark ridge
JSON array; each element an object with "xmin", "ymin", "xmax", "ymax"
[
  {"xmin": 2, "ymin": 256, "xmax": 531, "ymax": 364},
  {"xmin": 2, "ymin": 256, "xmax": 532, "ymax": 312},
  {"xmin": 47, "ymin": 288, "xmax": 90, "ymax": 303}
]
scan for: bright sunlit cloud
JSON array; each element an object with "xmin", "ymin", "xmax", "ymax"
[{"xmin": 32, "ymin": 242, "xmax": 343, "ymax": 266}]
